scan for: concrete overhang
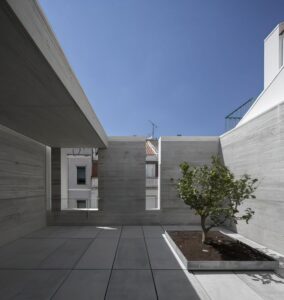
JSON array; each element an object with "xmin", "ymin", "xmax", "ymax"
[{"xmin": 0, "ymin": 0, "xmax": 108, "ymax": 148}]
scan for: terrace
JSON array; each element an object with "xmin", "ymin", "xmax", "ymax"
[
  {"xmin": 1, "ymin": 1, "xmax": 284, "ymax": 299},
  {"xmin": 1, "ymin": 226, "xmax": 284, "ymax": 300}
]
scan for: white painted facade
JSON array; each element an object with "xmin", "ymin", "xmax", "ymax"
[
  {"xmin": 237, "ymin": 22, "xmax": 284, "ymax": 127},
  {"xmin": 61, "ymin": 148, "xmax": 98, "ymax": 210}
]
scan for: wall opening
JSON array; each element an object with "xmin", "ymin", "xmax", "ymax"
[
  {"xmin": 60, "ymin": 148, "xmax": 99, "ymax": 210},
  {"xmin": 145, "ymin": 139, "xmax": 159, "ymax": 210}
]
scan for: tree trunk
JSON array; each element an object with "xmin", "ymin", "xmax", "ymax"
[{"xmin": 201, "ymin": 216, "xmax": 208, "ymax": 244}]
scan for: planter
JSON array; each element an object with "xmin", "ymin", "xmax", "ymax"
[{"xmin": 165, "ymin": 230, "xmax": 279, "ymax": 271}]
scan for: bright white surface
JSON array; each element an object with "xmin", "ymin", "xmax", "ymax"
[
  {"xmin": 237, "ymin": 68, "xmax": 284, "ymax": 127},
  {"xmin": 239, "ymin": 22, "xmax": 284, "ymax": 127}
]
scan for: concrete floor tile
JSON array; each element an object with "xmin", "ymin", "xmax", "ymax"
[
  {"xmin": 25, "ymin": 227, "xmax": 60, "ymax": 238},
  {"xmin": 114, "ymin": 238, "xmax": 150, "ymax": 269},
  {"xmin": 53, "ymin": 270, "xmax": 111, "ymax": 300},
  {"xmin": 194, "ymin": 272, "xmax": 263, "ymax": 300},
  {"xmin": 143, "ymin": 226, "xmax": 164, "ymax": 238},
  {"xmin": 76, "ymin": 226, "xmax": 101, "ymax": 238},
  {"xmin": 0, "ymin": 238, "xmax": 65, "ymax": 268},
  {"xmin": 121, "ymin": 226, "xmax": 143, "ymax": 238},
  {"xmin": 46, "ymin": 227, "xmax": 84, "ymax": 238},
  {"xmin": 27, "ymin": 226, "xmax": 86, "ymax": 239},
  {"xmin": 0, "ymin": 270, "xmax": 68, "ymax": 299},
  {"xmin": 145, "ymin": 237, "xmax": 180, "ymax": 269},
  {"xmin": 106, "ymin": 270, "xmax": 156, "ymax": 300},
  {"xmin": 39, "ymin": 239, "xmax": 92, "ymax": 269},
  {"xmin": 76, "ymin": 238, "xmax": 119, "ymax": 269},
  {"xmin": 236, "ymin": 271, "xmax": 284, "ymax": 300},
  {"xmin": 96, "ymin": 227, "xmax": 121, "ymax": 238},
  {"xmin": 153, "ymin": 270, "xmax": 200, "ymax": 300}
]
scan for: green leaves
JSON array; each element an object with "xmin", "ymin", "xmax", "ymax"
[{"xmin": 177, "ymin": 156, "xmax": 258, "ymax": 233}]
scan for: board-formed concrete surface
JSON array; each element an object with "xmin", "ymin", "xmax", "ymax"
[
  {"xmin": 221, "ymin": 102, "xmax": 284, "ymax": 254},
  {"xmin": 98, "ymin": 137, "xmax": 146, "ymax": 214},
  {"xmin": 0, "ymin": 124, "xmax": 46, "ymax": 247},
  {"xmin": 47, "ymin": 137, "xmax": 222, "ymax": 226},
  {"xmin": 0, "ymin": 226, "xmax": 284, "ymax": 299}
]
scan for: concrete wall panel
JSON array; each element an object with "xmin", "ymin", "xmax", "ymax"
[
  {"xmin": 0, "ymin": 124, "xmax": 46, "ymax": 246},
  {"xmin": 48, "ymin": 136, "xmax": 221, "ymax": 225},
  {"xmin": 98, "ymin": 137, "xmax": 146, "ymax": 213},
  {"xmin": 159, "ymin": 137, "xmax": 221, "ymax": 210},
  {"xmin": 221, "ymin": 102, "xmax": 284, "ymax": 253}
]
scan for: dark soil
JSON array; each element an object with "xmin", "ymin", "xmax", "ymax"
[{"xmin": 168, "ymin": 231, "xmax": 275, "ymax": 261}]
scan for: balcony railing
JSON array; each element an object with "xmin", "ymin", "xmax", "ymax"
[{"xmin": 225, "ymin": 98, "xmax": 255, "ymax": 131}]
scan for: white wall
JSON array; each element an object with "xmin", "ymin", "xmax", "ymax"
[
  {"xmin": 237, "ymin": 22, "xmax": 284, "ymax": 127},
  {"xmin": 264, "ymin": 24, "xmax": 284, "ymax": 89},
  {"xmin": 60, "ymin": 148, "xmax": 95, "ymax": 209}
]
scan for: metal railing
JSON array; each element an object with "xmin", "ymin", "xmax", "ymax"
[{"xmin": 225, "ymin": 97, "xmax": 255, "ymax": 131}]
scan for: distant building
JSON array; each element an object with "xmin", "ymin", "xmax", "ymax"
[{"xmin": 61, "ymin": 148, "xmax": 98, "ymax": 210}]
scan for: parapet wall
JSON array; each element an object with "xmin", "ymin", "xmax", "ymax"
[
  {"xmin": 48, "ymin": 136, "xmax": 220, "ymax": 225},
  {"xmin": 221, "ymin": 102, "xmax": 284, "ymax": 253}
]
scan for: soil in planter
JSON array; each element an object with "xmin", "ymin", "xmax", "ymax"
[{"xmin": 168, "ymin": 231, "xmax": 274, "ymax": 261}]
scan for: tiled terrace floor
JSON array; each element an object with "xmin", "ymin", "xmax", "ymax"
[{"xmin": 0, "ymin": 225, "xmax": 283, "ymax": 299}]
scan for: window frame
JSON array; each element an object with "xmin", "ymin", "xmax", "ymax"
[{"xmin": 77, "ymin": 166, "xmax": 86, "ymax": 185}]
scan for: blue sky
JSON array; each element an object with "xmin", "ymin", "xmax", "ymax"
[{"xmin": 39, "ymin": 0, "xmax": 284, "ymax": 137}]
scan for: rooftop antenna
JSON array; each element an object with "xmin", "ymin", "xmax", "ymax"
[{"xmin": 148, "ymin": 120, "xmax": 158, "ymax": 139}]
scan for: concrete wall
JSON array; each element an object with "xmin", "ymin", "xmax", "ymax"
[
  {"xmin": 158, "ymin": 136, "xmax": 221, "ymax": 223},
  {"xmin": 0, "ymin": 124, "xmax": 46, "ymax": 246},
  {"xmin": 221, "ymin": 102, "xmax": 284, "ymax": 253},
  {"xmin": 48, "ymin": 136, "xmax": 221, "ymax": 225},
  {"xmin": 98, "ymin": 137, "xmax": 146, "ymax": 214}
]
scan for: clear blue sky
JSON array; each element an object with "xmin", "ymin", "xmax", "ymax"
[{"xmin": 39, "ymin": 0, "xmax": 284, "ymax": 137}]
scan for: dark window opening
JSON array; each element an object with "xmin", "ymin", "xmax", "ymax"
[
  {"xmin": 77, "ymin": 200, "xmax": 86, "ymax": 209},
  {"xmin": 77, "ymin": 166, "xmax": 86, "ymax": 185}
]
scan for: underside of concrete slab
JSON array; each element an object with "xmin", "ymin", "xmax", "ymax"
[{"xmin": 0, "ymin": 0, "xmax": 107, "ymax": 147}]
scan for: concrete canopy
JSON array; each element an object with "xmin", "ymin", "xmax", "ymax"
[{"xmin": 0, "ymin": 0, "xmax": 108, "ymax": 148}]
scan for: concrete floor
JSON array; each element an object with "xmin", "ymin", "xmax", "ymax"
[{"xmin": 0, "ymin": 226, "xmax": 283, "ymax": 300}]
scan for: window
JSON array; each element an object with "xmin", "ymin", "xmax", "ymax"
[
  {"xmin": 77, "ymin": 166, "xmax": 86, "ymax": 185},
  {"xmin": 77, "ymin": 200, "xmax": 86, "ymax": 209},
  {"xmin": 146, "ymin": 163, "xmax": 157, "ymax": 178}
]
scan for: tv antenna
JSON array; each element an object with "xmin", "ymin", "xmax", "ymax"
[{"xmin": 148, "ymin": 120, "xmax": 158, "ymax": 139}]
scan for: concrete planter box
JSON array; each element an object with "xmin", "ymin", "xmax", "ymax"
[{"xmin": 165, "ymin": 231, "xmax": 279, "ymax": 271}]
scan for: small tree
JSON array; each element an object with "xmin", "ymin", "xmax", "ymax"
[{"xmin": 177, "ymin": 156, "xmax": 258, "ymax": 244}]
